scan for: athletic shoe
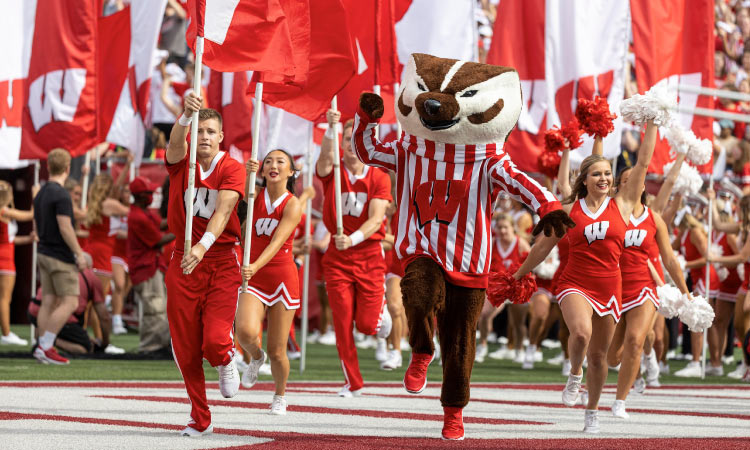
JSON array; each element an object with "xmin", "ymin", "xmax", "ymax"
[
  {"xmin": 583, "ymin": 410, "xmax": 600, "ymax": 434},
  {"xmin": 217, "ymin": 359, "xmax": 240, "ymax": 398},
  {"xmin": 608, "ymin": 364, "xmax": 621, "ymax": 372},
  {"xmin": 645, "ymin": 351, "xmax": 659, "ymax": 385},
  {"xmin": 380, "ymin": 349, "xmax": 403, "ymax": 370},
  {"xmin": 404, "ymin": 352, "xmax": 432, "ymax": 394},
  {"xmin": 475, "ymin": 343, "xmax": 488, "ymax": 363},
  {"xmin": 33, "ymin": 346, "xmax": 69, "ymax": 365},
  {"xmin": 377, "ymin": 308, "xmax": 392, "ymax": 339},
  {"xmin": 487, "ymin": 332, "xmax": 498, "ymax": 344},
  {"xmin": 674, "ymin": 361, "xmax": 701, "ymax": 378},
  {"xmin": 356, "ymin": 336, "xmax": 376, "ymax": 349},
  {"xmin": 665, "ymin": 349, "xmax": 676, "ymax": 360},
  {"xmin": 287, "ymin": 350, "xmax": 301, "ymax": 360},
  {"xmin": 112, "ymin": 324, "xmax": 128, "ymax": 335},
  {"xmin": 742, "ymin": 368, "xmax": 750, "ymax": 382},
  {"xmin": 241, "ymin": 349, "xmax": 266, "ymax": 389},
  {"xmin": 269, "ymin": 395, "xmax": 287, "ymax": 415},
  {"xmin": 181, "ymin": 424, "xmax": 213, "ymax": 437},
  {"xmin": 706, "ymin": 364, "xmax": 724, "ymax": 376},
  {"xmin": 104, "ymin": 344, "xmax": 125, "ymax": 354},
  {"xmin": 318, "ymin": 330, "xmax": 337, "ymax": 346},
  {"xmin": 433, "ymin": 336, "xmax": 441, "ymax": 364},
  {"xmin": 647, "ymin": 378, "xmax": 661, "ymax": 388},
  {"xmin": 1, "ymin": 332, "xmax": 28, "ymax": 346},
  {"xmin": 547, "ymin": 353, "xmax": 564, "ymax": 366},
  {"xmin": 234, "ymin": 353, "xmax": 249, "ymax": 373},
  {"xmin": 580, "ymin": 389, "xmax": 588, "ymax": 407},
  {"xmin": 611, "ymin": 399, "xmax": 629, "ymax": 419},
  {"xmin": 534, "ymin": 350, "xmax": 543, "ymax": 362},
  {"xmin": 640, "ymin": 353, "xmax": 647, "ymax": 375},
  {"xmin": 659, "ymin": 361, "xmax": 670, "ymax": 375},
  {"xmin": 375, "ymin": 338, "xmax": 388, "ymax": 362},
  {"xmin": 488, "ymin": 346, "xmax": 510, "ymax": 360},
  {"xmin": 306, "ymin": 329, "xmax": 321, "ymax": 343},
  {"xmin": 562, "ymin": 372, "xmax": 583, "ymax": 406},
  {"xmin": 259, "ymin": 362, "xmax": 272, "ymax": 375},
  {"xmin": 522, "ymin": 345, "xmax": 536, "ymax": 370},
  {"xmin": 497, "ymin": 336, "xmax": 509, "ymax": 345},
  {"xmin": 338, "ymin": 386, "xmax": 362, "ymax": 398},
  {"xmin": 562, "ymin": 359, "xmax": 572, "ymax": 376},
  {"xmin": 722, "ymin": 355, "xmax": 735, "ymax": 365},
  {"xmin": 441, "ymin": 406, "xmax": 464, "ymax": 440},
  {"xmin": 400, "ymin": 337, "xmax": 411, "ymax": 352},
  {"xmin": 513, "ymin": 349, "xmax": 525, "ymax": 364},
  {"xmin": 728, "ymin": 362, "xmax": 748, "ymax": 379},
  {"xmin": 632, "ymin": 377, "xmax": 646, "ymax": 395}
]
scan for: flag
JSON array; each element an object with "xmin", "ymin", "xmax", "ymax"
[
  {"xmin": 395, "ymin": 0, "xmax": 476, "ymax": 63},
  {"xmin": 185, "ymin": 0, "xmax": 297, "ymax": 75},
  {"xmin": 19, "ymin": 0, "xmax": 100, "ymax": 161},
  {"xmin": 206, "ymin": 70, "xmax": 254, "ymax": 162},
  {"xmin": 631, "ymin": 0, "xmax": 715, "ymax": 174}
]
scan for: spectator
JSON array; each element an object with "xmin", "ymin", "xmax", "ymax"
[{"xmin": 159, "ymin": 0, "xmax": 188, "ymax": 67}]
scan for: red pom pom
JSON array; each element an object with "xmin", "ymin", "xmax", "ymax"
[
  {"xmin": 487, "ymin": 262, "xmax": 538, "ymax": 307},
  {"xmin": 561, "ymin": 118, "xmax": 584, "ymax": 149},
  {"xmin": 544, "ymin": 128, "xmax": 566, "ymax": 153},
  {"xmin": 537, "ymin": 151, "xmax": 561, "ymax": 179},
  {"xmin": 575, "ymin": 96, "xmax": 617, "ymax": 138}
]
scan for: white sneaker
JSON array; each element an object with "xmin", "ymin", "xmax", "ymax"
[
  {"xmin": 722, "ymin": 355, "xmax": 735, "ymax": 365},
  {"xmin": 645, "ymin": 351, "xmax": 660, "ymax": 384},
  {"xmin": 487, "ymin": 332, "xmax": 498, "ymax": 344},
  {"xmin": 433, "ymin": 336, "xmax": 441, "ymax": 364},
  {"xmin": 318, "ymin": 330, "xmax": 337, "ymax": 346},
  {"xmin": 241, "ymin": 349, "xmax": 266, "ymax": 389},
  {"xmin": 659, "ymin": 361, "xmax": 670, "ymax": 375},
  {"xmin": 548, "ymin": 353, "xmax": 564, "ymax": 365},
  {"xmin": 583, "ymin": 410, "xmax": 600, "ymax": 434},
  {"xmin": 562, "ymin": 359, "xmax": 572, "ymax": 376},
  {"xmin": 647, "ymin": 377, "xmax": 661, "ymax": 388},
  {"xmin": 665, "ymin": 349, "xmax": 676, "ymax": 360},
  {"xmin": 728, "ymin": 362, "xmax": 748, "ymax": 379},
  {"xmin": 259, "ymin": 362, "xmax": 272, "ymax": 375},
  {"xmin": 356, "ymin": 336, "xmax": 376, "ymax": 349},
  {"xmin": 513, "ymin": 349, "xmax": 524, "ymax": 364},
  {"xmin": 706, "ymin": 364, "xmax": 724, "ymax": 376},
  {"xmin": 269, "ymin": 395, "xmax": 287, "ymax": 415},
  {"xmin": 541, "ymin": 339, "xmax": 561, "ymax": 349},
  {"xmin": 112, "ymin": 324, "xmax": 128, "ymax": 335},
  {"xmin": 475, "ymin": 343, "xmax": 488, "ymax": 363},
  {"xmin": 375, "ymin": 338, "xmax": 388, "ymax": 362},
  {"xmin": 400, "ymin": 337, "xmax": 411, "ymax": 352},
  {"xmin": 217, "ymin": 359, "xmax": 240, "ymax": 398},
  {"xmin": 562, "ymin": 372, "xmax": 583, "ymax": 406},
  {"xmin": 234, "ymin": 353, "xmax": 249, "ymax": 373},
  {"xmin": 611, "ymin": 399, "xmax": 629, "ymax": 419},
  {"xmin": 104, "ymin": 344, "xmax": 125, "ymax": 354},
  {"xmin": 338, "ymin": 386, "xmax": 362, "ymax": 398},
  {"xmin": 608, "ymin": 364, "xmax": 621, "ymax": 372},
  {"xmin": 674, "ymin": 361, "xmax": 702, "ymax": 378},
  {"xmin": 632, "ymin": 377, "xmax": 646, "ymax": 395},
  {"xmin": 380, "ymin": 349, "xmax": 403, "ymax": 370},
  {"xmin": 377, "ymin": 307, "xmax": 392, "ymax": 339},
  {"xmin": 287, "ymin": 350, "xmax": 301, "ymax": 360},
  {"xmin": 181, "ymin": 424, "xmax": 213, "ymax": 436},
  {"xmin": 1, "ymin": 332, "xmax": 28, "ymax": 346},
  {"xmin": 488, "ymin": 346, "xmax": 510, "ymax": 360},
  {"xmin": 534, "ymin": 350, "xmax": 543, "ymax": 362},
  {"xmin": 306, "ymin": 329, "xmax": 321, "ymax": 343},
  {"xmin": 522, "ymin": 345, "xmax": 535, "ymax": 370}
]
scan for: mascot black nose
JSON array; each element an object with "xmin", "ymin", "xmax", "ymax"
[{"xmin": 424, "ymin": 99, "xmax": 441, "ymax": 116}]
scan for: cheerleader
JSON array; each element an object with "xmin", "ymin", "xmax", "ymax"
[
  {"xmin": 382, "ymin": 198, "xmax": 406, "ymax": 370},
  {"xmin": 513, "ymin": 120, "xmax": 658, "ymax": 433},
  {"xmin": 237, "ymin": 150, "xmax": 302, "ymax": 415},
  {"xmin": 109, "ymin": 182, "xmax": 132, "ymax": 335},
  {"xmin": 0, "ymin": 181, "xmax": 37, "ymax": 345}
]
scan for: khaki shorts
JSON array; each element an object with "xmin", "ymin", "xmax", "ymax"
[{"xmin": 38, "ymin": 253, "xmax": 80, "ymax": 298}]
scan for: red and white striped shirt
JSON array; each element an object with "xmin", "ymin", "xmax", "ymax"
[{"xmin": 352, "ymin": 107, "xmax": 561, "ymax": 288}]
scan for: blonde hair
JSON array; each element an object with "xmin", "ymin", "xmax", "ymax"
[
  {"xmin": 47, "ymin": 148, "xmax": 71, "ymax": 176},
  {"xmin": 563, "ymin": 155, "xmax": 611, "ymax": 205},
  {"xmin": 739, "ymin": 195, "xmax": 750, "ymax": 237},
  {"xmin": 0, "ymin": 180, "xmax": 13, "ymax": 209},
  {"xmin": 85, "ymin": 173, "xmax": 114, "ymax": 226},
  {"xmin": 678, "ymin": 211, "xmax": 703, "ymax": 231}
]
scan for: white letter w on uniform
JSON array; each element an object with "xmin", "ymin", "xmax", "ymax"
[
  {"xmin": 584, "ymin": 221, "xmax": 609, "ymax": 245},
  {"xmin": 624, "ymin": 229, "xmax": 647, "ymax": 248}
]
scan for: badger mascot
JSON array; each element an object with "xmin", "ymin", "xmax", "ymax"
[{"xmin": 351, "ymin": 53, "xmax": 574, "ymax": 440}]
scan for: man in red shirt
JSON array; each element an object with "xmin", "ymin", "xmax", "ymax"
[
  {"xmin": 165, "ymin": 92, "xmax": 246, "ymax": 436},
  {"xmin": 127, "ymin": 176, "xmax": 174, "ymax": 354},
  {"xmin": 317, "ymin": 109, "xmax": 392, "ymax": 397}
]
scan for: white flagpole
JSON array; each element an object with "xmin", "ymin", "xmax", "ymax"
[
  {"xmin": 331, "ymin": 97, "xmax": 344, "ymax": 235},
  {"xmin": 394, "ymin": 82, "xmax": 402, "ymax": 138},
  {"xmin": 300, "ymin": 125, "xmax": 313, "ymax": 374},
  {"xmin": 702, "ymin": 175, "xmax": 714, "ymax": 379},
  {"xmin": 81, "ymin": 151, "xmax": 91, "ymax": 209},
  {"xmin": 241, "ymin": 82, "xmax": 264, "ymax": 292},
  {"xmin": 95, "ymin": 146, "xmax": 101, "ymax": 175},
  {"xmin": 30, "ymin": 160, "xmax": 40, "ymax": 343},
  {"xmin": 184, "ymin": 36, "xmax": 204, "ymax": 257},
  {"xmin": 373, "ymin": 85, "xmax": 381, "ymax": 140}
]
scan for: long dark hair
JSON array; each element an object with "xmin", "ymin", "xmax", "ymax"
[
  {"xmin": 614, "ymin": 167, "xmax": 647, "ymax": 205},
  {"xmin": 261, "ymin": 149, "xmax": 298, "ymax": 194}
]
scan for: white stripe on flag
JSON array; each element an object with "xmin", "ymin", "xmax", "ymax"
[{"xmin": 205, "ymin": 0, "xmax": 241, "ymax": 45}]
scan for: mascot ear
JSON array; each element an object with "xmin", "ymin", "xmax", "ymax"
[{"xmin": 359, "ymin": 92, "xmax": 384, "ymax": 120}]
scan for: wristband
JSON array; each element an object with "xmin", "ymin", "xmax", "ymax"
[
  {"xmin": 324, "ymin": 127, "xmax": 336, "ymax": 140},
  {"xmin": 348, "ymin": 230, "xmax": 365, "ymax": 247},
  {"xmin": 178, "ymin": 113, "xmax": 192, "ymax": 127},
  {"xmin": 198, "ymin": 231, "xmax": 216, "ymax": 251}
]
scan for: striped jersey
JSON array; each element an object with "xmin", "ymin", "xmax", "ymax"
[{"xmin": 352, "ymin": 108, "xmax": 562, "ymax": 288}]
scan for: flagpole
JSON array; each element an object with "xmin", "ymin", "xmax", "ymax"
[
  {"xmin": 300, "ymin": 125, "xmax": 313, "ymax": 374},
  {"xmin": 331, "ymin": 97, "xmax": 344, "ymax": 235},
  {"xmin": 184, "ymin": 36, "xmax": 204, "ymax": 257},
  {"xmin": 394, "ymin": 82, "xmax": 402, "ymax": 138},
  {"xmin": 29, "ymin": 160, "xmax": 40, "ymax": 344},
  {"xmin": 95, "ymin": 146, "xmax": 101, "ymax": 175},
  {"xmin": 702, "ymin": 174, "xmax": 714, "ymax": 380},
  {"xmin": 81, "ymin": 151, "xmax": 91, "ymax": 209},
  {"xmin": 372, "ymin": 85, "xmax": 381, "ymax": 139},
  {"xmin": 241, "ymin": 81, "xmax": 264, "ymax": 292}
]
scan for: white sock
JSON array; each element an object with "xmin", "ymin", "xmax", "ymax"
[
  {"xmin": 528, "ymin": 344, "xmax": 537, "ymax": 352},
  {"xmin": 112, "ymin": 315, "xmax": 123, "ymax": 326},
  {"xmin": 39, "ymin": 332, "xmax": 56, "ymax": 350}
]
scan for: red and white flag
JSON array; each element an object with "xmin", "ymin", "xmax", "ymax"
[
  {"xmin": 395, "ymin": 0, "xmax": 476, "ymax": 63},
  {"xmin": 206, "ymin": 70, "xmax": 254, "ymax": 162},
  {"xmin": 631, "ymin": 0, "xmax": 714, "ymax": 174}
]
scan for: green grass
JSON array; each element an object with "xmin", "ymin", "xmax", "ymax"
[{"xmin": 1, "ymin": 324, "xmax": 746, "ymax": 385}]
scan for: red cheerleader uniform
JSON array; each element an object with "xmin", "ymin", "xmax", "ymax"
[
  {"xmin": 245, "ymin": 188, "xmax": 300, "ymax": 310},
  {"xmin": 680, "ymin": 228, "xmax": 719, "ymax": 298},
  {"xmin": 0, "ymin": 214, "xmax": 17, "ymax": 275},
  {"xmin": 86, "ymin": 215, "xmax": 114, "ymax": 276},
  {"xmin": 619, "ymin": 208, "xmax": 661, "ymax": 314},
  {"xmin": 714, "ymin": 231, "xmax": 741, "ymax": 303},
  {"xmin": 110, "ymin": 215, "xmax": 129, "ymax": 271},
  {"xmin": 556, "ymin": 197, "xmax": 627, "ymax": 321},
  {"xmin": 490, "ymin": 236, "xmax": 523, "ymax": 273}
]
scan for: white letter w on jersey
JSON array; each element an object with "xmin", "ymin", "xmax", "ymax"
[
  {"xmin": 624, "ymin": 229, "xmax": 647, "ymax": 248},
  {"xmin": 584, "ymin": 221, "xmax": 609, "ymax": 245},
  {"xmin": 255, "ymin": 218, "xmax": 279, "ymax": 236},
  {"xmin": 185, "ymin": 187, "xmax": 218, "ymax": 220},
  {"xmin": 341, "ymin": 192, "xmax": 368, "ymax": 217}
]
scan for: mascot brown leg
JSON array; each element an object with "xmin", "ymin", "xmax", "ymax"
[{"xmin": 401, "ymin": 257, "xmax": 444, "ymax": 355}]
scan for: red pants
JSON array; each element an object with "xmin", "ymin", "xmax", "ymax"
[
  {"xmin": 165, "ymin": 249, "xmax": 241, "ymax": 431},
  {"xmin": 323, "ymin": 245, "xmax": 386, "ymax": 391}
]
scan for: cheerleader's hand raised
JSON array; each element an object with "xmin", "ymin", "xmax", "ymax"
[
  {"xmin": 242, "ymin": 264, "xmax": 258, "ymax": 281},
  {"xmin": 246, "ymin": 159, "xmax": 259, "ymax": 175}
]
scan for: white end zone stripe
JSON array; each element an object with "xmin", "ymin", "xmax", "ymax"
[
  {"xmin": 204, "ymin": 0, "xmax": 240, "ymax": 45},
  {"xmin": 558, "ymin": 288, "xmax": 621, "ymax": 322}
]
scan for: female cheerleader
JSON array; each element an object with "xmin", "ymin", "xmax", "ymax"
[
  {"xmin": 513, "ymin": 119, "xmax": 658, "ymax": 433},
  {"xmin": 0, "ymin": 181, "xmax": 37, "ymax": 345},
  {"xmin": 236, "ymin": 149, "xmax": 302, "ymax": 415},
  {"xmin": 382, "ymin": 197, "xmax": 406, "ymax": 370},
  {"xmin": 110, "ymin": 182, "xmax": 132, "ymax": 335}
]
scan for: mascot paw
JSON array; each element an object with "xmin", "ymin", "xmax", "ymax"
[
  {"xmin": 533, "ymin": 210, "xmax": 576, "ymax": 238},
  {"xmin": 359, "ymin": 92, "xmax": 384, "ymax": 120}
]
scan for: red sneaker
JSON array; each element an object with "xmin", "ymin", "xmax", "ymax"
[
  {"xmin": 34, "ymin": 346, "xmax": 69, "ymax": 365},
  {"xmin": 442, "ymin": 406, "xmax": 464, "ymax": 440},
  {"xmin": 403, "ymin": 352, "xmax": 432, "ymax": 394}
]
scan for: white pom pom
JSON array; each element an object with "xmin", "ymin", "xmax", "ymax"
[
  {"xmin": 663, "ymin": 161, "xmax": 704, "ymax": 195},
  {"xmin": 657, "ymin": 284, "xmax": 684, "ymax": 318},
  {"xmin": 716, "ymin": 266, "xmax": 729, "ymax": 282},
  {"xmin": 678, "ymin": 294, "xmax": 715, "ymax": 332},
  {"xmin": 738, "ymin": 263, "xmax": 745, "ymax": 282},
  {"xmin": 676, "ymin": 254, "xmax": 687, "ymax": 274},
  {"xmin": 532, "ymin": 246, "xmax": 559, "ymax": 280},
  {"xmin": 664, "ymin": 125, "xmax": 693, "ymax": 155},
  {"xmin": 687, "ymin": 137, "xmax": 712, "ymax": 166},
  {"xmin": 620, "ymin": 81, "xmax": 676, "ymax": 126}
]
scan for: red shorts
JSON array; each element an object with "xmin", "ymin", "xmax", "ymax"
[
  {"xmin": 87, "ymin": 239, "xmax": 113, "ymax": 276},
  {"xmin": 246, "ymin": 259, "xmax": 300, "ymax": 310},
  {"xmin": 621, "ymin": 282, "xmax": 659, "ymax": 314},
  {"xmin": 557, "ymin": 272, "xmax": 622, "ymax": 321},
  {"xmin": 0, "ymin": 243, "xmax": 14, "ymax": 275},
  {"xmin": 111, "ymin": 238, "xmax": 128, "ymax": 270},
  {"xmin": 718, "ymin": 269, "xmax": 742, "ymax": 302},
  {"xmin": 385, "ymin": 249, "xmax": 404, "ymax": 280}
]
